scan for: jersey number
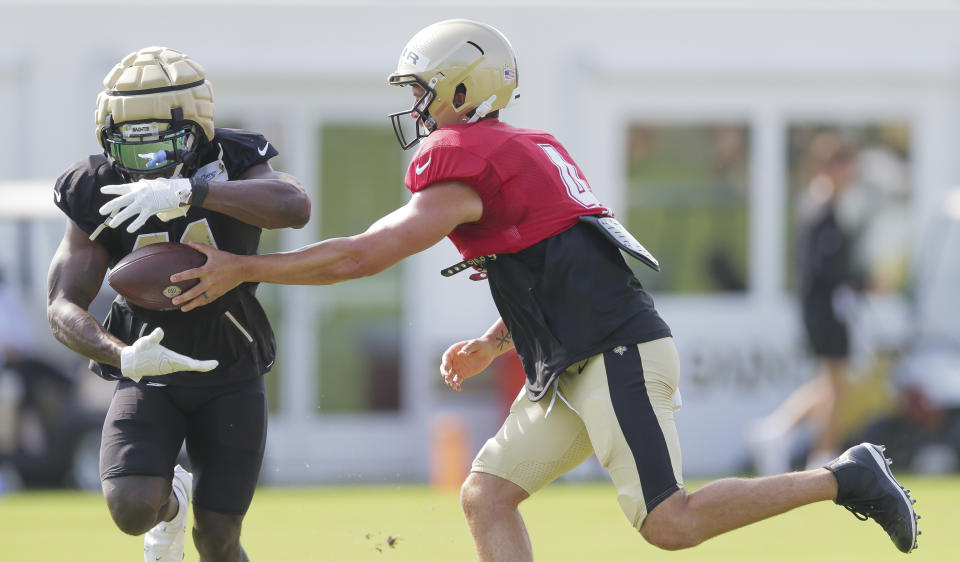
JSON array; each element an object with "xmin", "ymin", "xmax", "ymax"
[
  {"xmin": 132, "ymin": 218, "xmax": 219, "ymax": 250},
  {"xmin": 538, "ymin": 143, "xmax": 601, "ymax": 209}
]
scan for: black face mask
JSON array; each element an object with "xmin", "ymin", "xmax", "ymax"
[{"xmin": 387, "ymin": 76, "xmax": 437, "ymax": 150}]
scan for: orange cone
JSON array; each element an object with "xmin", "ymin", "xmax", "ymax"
[{"xmin": 429, "ymin": 413, "xmax": 470, "ymax": 489}]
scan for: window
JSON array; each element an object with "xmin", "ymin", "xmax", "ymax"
[
  {"xmin": 625, "ymin": 124, "xmax": 750, "ymax": 293},
  {"xmin": 315, "ymin": 124, "xmax": 406, "ymax": 413},
  {"xmin": 785, "ymin": 124, "xmax": 911, "ymax": 295}
]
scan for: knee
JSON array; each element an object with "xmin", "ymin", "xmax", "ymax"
[
  {"xmin": 639, "ymin": 491, "xmax": 702, "ymax": 551},
  {"xmin": 193, "ymin": 513, "xmax": 242, "ymax": 558},
  {"xmin": 460, "ymin": 472, "xmax": 525, "ymax": 518},
  {"xmin": 460, "ymin": 473, "xmax": 486, "ymax": 517},
  {"xmin": 641, "ymin": 522, "xmax": 700, "ymax": 551},
  {"xmin": 104, "ymin": 493, "xmax": 162, "ymax": 536},
  {"xmin": 101, "ymin": 476, "xmax": 172, "ymax": 536}
]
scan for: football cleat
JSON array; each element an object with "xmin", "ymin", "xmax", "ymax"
[
  {"xmin": 144, "ymin": 465, "xmax": 193, "ymax": 561},
  {"xmin": 825, "ymin": 443, "xmax": 918, "ymax": 553}
]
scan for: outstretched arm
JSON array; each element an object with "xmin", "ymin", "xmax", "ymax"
[
  {"xmin": 439, "ymin": 317, "xmax": 514, "ymax": 392},
  {"xmin": 171, "ymin": 181, "xmax": 483, "ymax": 311}
]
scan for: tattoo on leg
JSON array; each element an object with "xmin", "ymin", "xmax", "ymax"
[{"xmin": 496, "ymin": 330, "xmax": 512, "ymax": 351}]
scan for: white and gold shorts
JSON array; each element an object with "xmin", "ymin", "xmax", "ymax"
[{"xmin": 472, "ymin": 337, "xmax": 684, "ymax": 529}]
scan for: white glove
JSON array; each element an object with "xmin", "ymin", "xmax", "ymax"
[
  {"xmin": 99, "ymin": 177, "xmax": 193, "ymax": 232},
  {"xmin": 120, "ymin": 328, "xmax": 218, "ymax": 382}
]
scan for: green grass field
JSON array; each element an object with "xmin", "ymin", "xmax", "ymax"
[{"xmin": 1, "ymin": 476, "xmax": 955, "ymax": 561}]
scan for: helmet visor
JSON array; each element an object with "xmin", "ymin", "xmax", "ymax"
[{"xmin": 104, "ymin": 123, "xmax": 194, "ymax": 174}]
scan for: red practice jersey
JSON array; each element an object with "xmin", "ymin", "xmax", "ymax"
[{"xmin": 404, "ymin": 119, "xmax": 610, "ymax": 259}]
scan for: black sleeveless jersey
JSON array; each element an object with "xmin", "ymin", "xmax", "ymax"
[
  {"xmin": 53, "ymin": 128, "xmax": 281, "ymax": 387},
  {"xmin": 485, "ymin": 221, "xmax": 672, "ymax": 401}
]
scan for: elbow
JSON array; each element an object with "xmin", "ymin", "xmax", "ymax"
[
  {"xmin": 350, "ymin": 260, "xmax": 385, "ymax": 280},
  {"xmin": 335, "ymin": 240, "xmax": 389, "ymax": 281},
  {"xmin": 291, "ymin": 195, "xmax": 311, "ymax": 229},
  {"xmin": 46, "ymin": 301, "xmax": 65, "ymax": 342},
  {"xmin": 337, "ymin": 257, "xmax": 382, "ymax": 281},
  {"xmin": 275, "ymin": 191, "xmax": 311, "ymax": 230},
  {"xmin": 46, "ymin": 298, "xmax": 59, "ymax": 329}
]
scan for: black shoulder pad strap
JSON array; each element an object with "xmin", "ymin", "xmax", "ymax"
[{"xmin": 579, "ymin": 215, "xmax": 660, "ymax": 272}]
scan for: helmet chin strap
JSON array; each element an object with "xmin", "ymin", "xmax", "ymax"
[{"xmin": 467, "ymin": 94, "xmax": 497, "ymax": 123}]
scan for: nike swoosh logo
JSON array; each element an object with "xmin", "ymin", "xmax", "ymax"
[
  {"xmin": 415, "ymin": 155, "xmax": 432, "ymax": 175},
  {"xmin": 577, "ymin": 360, "xmax": 589, "ymax": 374},
  {"xmin": 257, "ymin": 142, "xmax": 270, "ymax": 156}
]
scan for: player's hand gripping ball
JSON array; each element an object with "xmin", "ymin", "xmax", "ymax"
[{"xmin": 107, "ymin": 242, "xmax": 207, "ymax": 311}]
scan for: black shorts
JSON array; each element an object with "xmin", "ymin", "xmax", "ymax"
[
  {"xmin": 99, "ymin": 376, "xmax": 267, "ymax": 515},
  {"xmin": 802, "ymin": 304, "xmax": 849, "ymax": 359}
]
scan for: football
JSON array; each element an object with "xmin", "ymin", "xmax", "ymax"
[{"xmin": 107, "ymin": 242, "xmax": 207, "ymax": 311}]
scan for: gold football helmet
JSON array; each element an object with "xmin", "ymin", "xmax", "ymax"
[
  {"xmin": 95, "ymin": 46, "xmax": 215, "ymax": 177},
  {"xmin": 388, "ymin": 19, "xmax": 520, "ymax": 149}
]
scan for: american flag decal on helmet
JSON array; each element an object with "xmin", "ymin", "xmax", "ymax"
[{"xmin": 504, "ymin": 68, "xmax": 516, "ymax": 81}]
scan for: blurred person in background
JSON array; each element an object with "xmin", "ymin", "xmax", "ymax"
[
  {"xmin": 46, "ymin": 47, "xmax": 309, "ymax": 561},
  {"xmin": 164, "ymin": 19, "xmax": 916, "ymax": 558},
  {"xmin": 748, "ymin": 137, "xmax": 864, "ymax": 474},
  {"xmin": 0, "ymin": 269, "xmax": 35, "ymax": 491},
  {"xmin": 852, "ymin": 184, "xmax": 960, "ymax": 474},
  {"xmin": 0, "ymin": 270, "xmax": 35, "ymax": 364},
  {"xmin": 1, "ymin": 269, "xmax": 93, "ymax": 491}
]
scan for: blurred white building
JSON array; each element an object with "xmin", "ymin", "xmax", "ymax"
[{"xmin": 2, "ymin": 0, "xmax": 960, "ymax": 482}]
